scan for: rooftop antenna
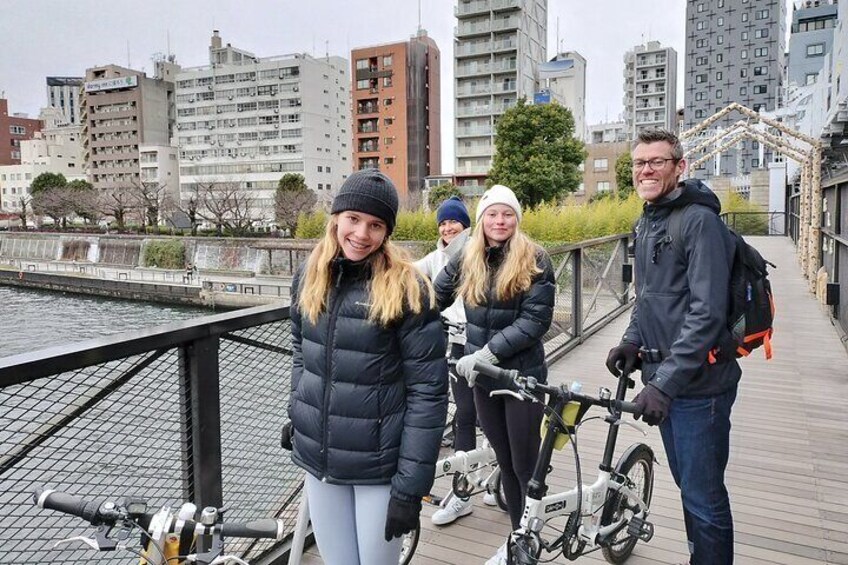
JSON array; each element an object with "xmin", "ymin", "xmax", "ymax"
[
  {"xmin": 167, "ymin": 30, "xmax": 171, "ymax": 58},
  {"xmin": 325, "ymin": 40, "xmax": 329, "ymax": 59},
  {"xmin": 418, "ymin": 0, "xmax": 422, "ymax": 33},
  {"xmin": 127, "ymin": 40, "xmax": 131, "ymax": 68},
  {"xmin": 556, "ymin": 16, "xmax": 560, "ymax": 57}
]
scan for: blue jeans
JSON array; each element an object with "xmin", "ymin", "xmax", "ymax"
[{"xmin": 659, "ymin": 385, "xmax": 737, "ymax": 565}]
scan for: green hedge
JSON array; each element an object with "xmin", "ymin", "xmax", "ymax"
[
  {"xmin": 720, "ymin": 192, "xmax": 769, "ymax": 235},
  {"xmin": 143, "ymin": 239, "xmax": 186, "ymax": 269}
]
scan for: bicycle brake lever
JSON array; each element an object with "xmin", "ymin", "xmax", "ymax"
[
  {"xmin": 54, "ymin": 536, "xmax": 101, "ymax": 551},
  {"xmin": 210, "ymin": 556, "xmax": 250, "ymax": 565},
  {"xmin": 614, "ymin": 419, "xmax": 648, "ymax": 436},
  {"xmin": 489, "ymin": 389, "xmax": 526, "ymax": 401}
]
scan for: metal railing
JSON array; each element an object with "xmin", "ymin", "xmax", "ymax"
[
  {"xmin": 719, "ymin": 211, "xmax": 788, "ymax": 236},
  {"xmin": 822, "ymin": 180, "xmax": 847, "ymax": 342},
  {"xmin": 0, "ymin": 305, "xmax": 298, "ymax": 564},
  {"xmin": 0, "ymin": 234, "xmax": 636, "ymax": 564}
]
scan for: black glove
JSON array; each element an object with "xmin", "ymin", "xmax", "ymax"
[
  {"xmin": 605, "ymin": 342, "xmax": 641, "ymax": 377},
  {"xmin": 633, "ymin": 385, "xmax": 671, "ymax": 426},
  {"xmin": 384, "ymin": 497, "xmax": 421, "ymax": 541},
  {"xmin": 280, "ymin": 421, "xmax": 293, "ymax": 451}
]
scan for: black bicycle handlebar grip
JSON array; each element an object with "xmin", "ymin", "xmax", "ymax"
[
  {"xmin": 222, "ymin": 518, "xmax": 285, "ymax": 540},
  {"xmin": 472, "ymin": 360, "xmax": 515, "ymax": 386},
  {"xmin": 33, "ymin": 488, "xmax": 100, "ymax": 523},
  {"xmin": 614, "ymin": 400, "xmax": 641, "ymax": 416}
]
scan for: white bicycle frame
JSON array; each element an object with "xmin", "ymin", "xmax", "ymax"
[{"xmin": 515, "ymin": 466, "xmax": 650, "ymax": 549}]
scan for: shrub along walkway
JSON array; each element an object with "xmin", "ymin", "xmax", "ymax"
[{"xmin": 299, "ymin": 236, "xmax": 848, "ymax": 564}]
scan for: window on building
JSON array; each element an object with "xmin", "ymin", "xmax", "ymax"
[
  {"xmin": 385, "ymin": 157, "xmax": 394, "ymax": 165},
  {"xmin": 384, "ymin": 98, "xmax": 393, "ymax": 106},
  {"xmin": 753, "ymin": 84, "xmax": 767, "ymax": 94},
  {"xmin": 718, "ymin": 0, "xmax": 724, "ymax": 6},
  {"xmin": 806, "ymin": 43, "xmax": 825, "ymax": 57},
  {"xmin": 696, "ymin": 74, "xmax": 707, "ymax": 84},
  {"xmin": 356, "ymin": 79, "xmax": 369, "ymax": 90},
  {"xmin": 741, "ymin": 13, "xmax": 749, "ymax": 22},
  {"xmin": 593, "ymin": 158, "xmax": 608, "ymax": 171},
  {"xmin": 696, "ymin": 38, "xmax": 707, "ymax": 48},
  {"xmin": 741, "ymin": 31, "xmax": 749, "ymax": 41},
  {"xmin": 383, "ymin": 76, "xmax": 393, "ymax": 87},
  {"xmin": 384, "ymin": 117, "xmax": 393, "ymax": 125},
  {"xmin": 740, "ymin": 86, "xmax": 747, "ymax": 95},
  {"xmin": 317, "ymin": 165, "xmax": 323, "ymax": 172},
  {"xmin": 9, "ymin": 125, "xmax": 26, "ymax": 135},
  {"xmin": 697, "ymin": 21, "xmax": 706, "ymax": 30},
  {"xmin": 752, "ymin": 141, "xmax": 759, "ymax": 150},
  {"xmin": 696, "ymin": 56, "xmax": 708, "ymax": 66},
  {"xmin": 716, "ymin": 53, "xmax": 723, "ymax": 63},
  {"xmin": 695, "ymin": 109, "xmax": 706, "ymax": 119},
  {"xmin": 596, "ymin": 181, "xmax": 610, "ymax": 193},
  {"xmin": 355, "ymin": 59, "xmax": 369, "ymax": 70},
  {"xmin": 716, "ymin": 71, "xmax": 723, "ymax": 80},
  {"xmin": 382, "ymin": 55, "xmax": 393, "ymax": 67},
  {"xmin": 317, "ymin": 183, "xmax": 323, "ymax": 190},
  {"xmin": 740, "ymin": 68, "xmax": 748, "ymax": 78},
  {"xmin": 717, "ymin": 35, "xmax": 724, "ymax": 45},
  {"xmin": 805, "ymin": 73, "xmax": 818, "ymax": 85},
  {"xmin": 716, "ymin": 89, "xmax": 723, "ymax": 99},
  {"xmin": 717, "ymin": 16, "xmax": 724, "ymax": 26},
  {"xmin": 754, "ymin": 47, "xmax": 768, "ymax": 57},
  {"xmin": 697, "ymin": 3, "xmax": 704, "ymax": 12},
  {"xmin": 754, "ymin": 66, "xmax": 767, "ymax": 76},
  {"xmin": 752, "ymin": 158, "xmax": 759, "ymax": 168},
  {"xmin": 696, "ymin": 91, "xmax": 706, "ymax": 101},
  {"xmin": 754, "ymin": 28, "xmax": 769, "ymax": 39},
  {"xmin": 741, "ymin": 49, "xmax": 748, "ymax": 59},
  {"xmin": 755, "ymin": 9, "xmax": 769, "ymax": 20}
]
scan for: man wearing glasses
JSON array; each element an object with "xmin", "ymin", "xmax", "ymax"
[{"xmin": 606, "ymin": 129, "xmax": 740, "ymax": 565}]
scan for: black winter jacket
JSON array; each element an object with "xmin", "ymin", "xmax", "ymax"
[
  {"xmin": 288, "ymin": 257, "xmax": 448, "ymax": 502},
  {"xmin": 623, "ymin": 179, "xmax": 741, "ymax": 399},
  {"xmin": 434, "ymin": 245, "xmax": 555, "ymax": 390}
]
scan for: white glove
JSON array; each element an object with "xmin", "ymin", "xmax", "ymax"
[{"xmin": 455, "ymin": 345, "xmax": 499, "ymax": 388}]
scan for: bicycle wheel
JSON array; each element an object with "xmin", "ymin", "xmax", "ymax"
[
  {"xmin": 398, "ymin": 524, "xmax": 420, "ymax": 565},
  {"xmin": 492, "ymin": 467, "xmax": 508, "ymax": 511},
  {"xmin": 600, "ymin": 443, "xmax": 654, "ymax": 564}
]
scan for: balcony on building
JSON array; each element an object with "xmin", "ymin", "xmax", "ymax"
[
  {"xmin": 457, "ymin": 143, "xmax": 493, "ymax": 157},
  {"xmin": 456, "ymin": 124, "xmax": 494, "ymax": 137},
  {"xmin": 357, "ymin": 99, "xmax": 379, "ymax": 115},
  {"xmin": 455, "ymin": 18, "xmax": 492, "ymax": 37},
  {"xmin": 494, "ymin": 80, "xmax": 517, "ymax": 93},
  {"xmin": 456, "ymin": 62, "xmax": 492, "ymax": 78},
  {"xmin": 492, "ymin": 59, "xmax": 517, "ymax": 73},
  {"xmin": 491, "ymin": 0, "xmax": 520, "ymax": 11},
  {"xmin": 492, "ymin": 16, "xmax": 520, "ymax": 32},
  {"xmin": 457, "ymin": 104, "xmax": 493, "ymax": 118},
  {"xmin": 456, "ymin": 82, "xmax": 493, "ymax": 97},
  {"xmin": 358, "ymin": 139, "xmax": 379, "ymax": 153},
  {"xmin": 492, "ymin": 35, "xmax": 517, "ymax": 52},
  {"xmin": 359, "ymin": 158, "xmax": 379, "ymax": 170},
  {"xmin": 357, "ymin": 119, "xmax": 379, "ymax": 134},
  {"xmin": 456, "ymin": 40, "xmax": 492, "ymax": 58},
  {"xmin": 455, "ymin": 0, "xmax": 491, "ymax": 17}
]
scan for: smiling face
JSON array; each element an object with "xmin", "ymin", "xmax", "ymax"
[
  {"xmin": 481, "ymin": 204, "xmax": 518, "ymax": 246},
  {"xmin": 438, "ymin": 219, "xmax": 464, "ymax": 245},
  {"xmin": 335, "ymin": 210, "xmax": 387, "ymax": 261},
  {"xmin": 631, "ymin": 141, "xmax": 686, "ymax": 203}
]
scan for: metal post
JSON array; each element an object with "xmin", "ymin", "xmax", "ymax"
[{"xmin": 572, "ymin": 250, "xmax": 583, "ymax": 342}]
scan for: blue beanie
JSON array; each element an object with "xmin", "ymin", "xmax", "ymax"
[{"xmin": 436, "ymin": 196, "xmax": 470, "ymax": 228}]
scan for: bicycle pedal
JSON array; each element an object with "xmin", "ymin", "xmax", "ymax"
[{"xmin": 626, "ymin": 515, "xmax": 654, "ymax": 542}]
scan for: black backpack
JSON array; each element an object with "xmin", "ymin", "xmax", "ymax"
[{"xmin": 668, "ymin": 204, "xmax": 776, "ymax": 363}]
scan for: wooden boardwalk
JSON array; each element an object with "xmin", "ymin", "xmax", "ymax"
[{"xmin": 300, "ymin": 236, "xmax": 848, "ymax": 565}]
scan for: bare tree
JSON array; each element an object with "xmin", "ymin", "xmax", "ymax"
[
  {"xmin": 15, "ymin": 196, "xmax": 30, "ymax": 229},
  {"xmin": 129, "ymin": 181, "xmax": 170, "ymax": 229},
  {"xmin": 31, "ymin": 187, "xmax": 75, "ymax": 228},
  {"xmin": 98, "ymin": 187, "xmax": 137, "ymax": 231},
  {"xmin": 196, "ymin": 182, "xmax": 255, "ymax": 236}
]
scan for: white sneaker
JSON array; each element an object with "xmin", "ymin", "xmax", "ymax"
[
  {"xmin": 484, "ymin": 542, "xmax": 508, "ymax": 565},
  {"xmin": 483, "ymin": 492, "xmax": 498, "ymax": 507},
  {"xmin": 431, "ymin": 494, "xmax": 473, "ymax": 525}
]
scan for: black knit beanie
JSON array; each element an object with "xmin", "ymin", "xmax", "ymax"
[{"xmin": 331, "ymin": 169, "xmax": 399, "ymax": 235}]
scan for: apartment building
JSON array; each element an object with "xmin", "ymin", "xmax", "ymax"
[
  {"xmin": 0, "ymin": 99, "xmax": 42, "ymax": 166},
  {"xmin": 538, "ymin": 51, "xmax": 587, "ymax": 141},
  {"xmin": 578, "ymin": 141, "xmax": 631, "ymax": 202},
  {"xmin": 81, "ymin": 63, "xmax": 176, "ymax": 192},
  {"xmin": 787, "ymin": 0, "xmax": 839, "ymax": 87},
  {"xmin": 351, "ymin": 29, "xmax": 441, "ymax": 202},
  {"xmin": 684, "ymin": 0, "xmax": 787, "ymax": 178},
  {"xmin": 46, "ymin": 77, "xmax": 84, "ymax": 125},
  {"xmin": 0, "ymin": 107, "xmax": 84, "ymax": 212},
  {"xmin": 176, "ymin": 31, "xmax": 349, "ymax": 220},
  {"xmin": 623, "ymin": 41, "xmax": 677, "ymax": 138},
  {"xmin": 454, "ymin": 0, "xmax": 547, "ymax": 193}
]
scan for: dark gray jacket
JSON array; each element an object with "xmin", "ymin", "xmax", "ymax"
[
  {"xmin": 434, "ymin": 245, "xmax": 555, "ymax": 390},
  {"xmin": 624, "ymin": 179, "xmax": 741, "ymax": 399},
  {"xmin": 288, "ymin": 257, "xmax": 448, "ymax": 502}
]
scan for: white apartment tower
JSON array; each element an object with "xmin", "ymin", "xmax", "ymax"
[
  {"xmin": 454, "ymin": 0, "xmax": 547, "ymax": 193},
  {"xmin": 175, "ymin": 31, "xmax": 350, "ymax": 222},
  {"xmin": 623, "ymin": 41, "xmax": 678, "ymax": 138},
  {"xmin": 46, "ymin": 77, "xmax": 83, "ymax": 125},
  {"xmin": 538, "ymin": 51, "xmax": 587, "ymax": 141}
]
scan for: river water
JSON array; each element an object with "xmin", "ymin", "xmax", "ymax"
[{"xmin": 0, "ymin": 285, "xmax": 212, "ymax": 358}]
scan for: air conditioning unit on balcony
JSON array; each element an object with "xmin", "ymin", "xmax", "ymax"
[
  {"xmin": 274, "ymin": 108, "xmax": 279, "ymax": 113},
  {"xmin": 228, "ymin": 95, "xmax": 234, "ymax": 100}
]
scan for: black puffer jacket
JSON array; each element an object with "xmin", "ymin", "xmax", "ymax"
[
  {"xmin": 288, "ymin": 257, "xmax": 448, "ymax": 502},
  {"xmin": 434, "ymin": 245, "xmax": 555, "ymax": 390},
  {"xmin": 623, "ymin": 179, "xmax": 741, "ymax": 398}
]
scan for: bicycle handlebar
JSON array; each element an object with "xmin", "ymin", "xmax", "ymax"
[
  {"xmin": 33, "ymin": 488, "xmax": 285, "ymax": 541},
  {"xmin": 473, "ymin": 360, "xmax": 642, "ymax": 417}
]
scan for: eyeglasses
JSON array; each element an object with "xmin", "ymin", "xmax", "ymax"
[{"xmin": 632, "ymin": 158, "xmax": 678, "ymax": 171}]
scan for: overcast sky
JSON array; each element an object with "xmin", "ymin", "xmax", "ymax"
[{"xmin": 1, "ymin": 0, "xmax": 790, "ymax": 170}]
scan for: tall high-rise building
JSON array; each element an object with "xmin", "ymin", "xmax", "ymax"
[
  {"xmin": 351, "ymin": 29, "xmax": 441, "ymax": 202},
  {"xmin": 46, "ymin": 77, "xmax": 83, "ymax": 125},
  {"xmin": 623, "ymin": 41, "xmax": 677, "ymax": 138},
  {"xmin": 0, "ymin": 99, "xmax": 42, "ymax": 166},
  {"xmin": 176, "ymin": 31, "xmax": 350, "ymax": 219},
  {"xmin": 538, "ymin": 51, "xmax": 587, "ymax": 141},
  {"xmin": 81, "ymin": 64, "xmax": 176, "ymax": 192},
  {"xmin": 787, "ymin": 0, "xmax": 839, "ymax": 88},
  {"xmin": 454, "ymin": 0, "xmax": 547, "ymax": 193},
  {"xmin": 684, "ymin": 0, "xmax": 787, "ymax": 178}
]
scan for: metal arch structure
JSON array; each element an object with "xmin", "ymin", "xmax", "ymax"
[{"xmin": 680, "ymin": 102, "xmax": 823, "ymax": 287}]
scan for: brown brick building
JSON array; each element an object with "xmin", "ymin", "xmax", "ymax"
[
  {"xmin": 351, "ymin": 30, "xmax": 440, "ymax": 202},
  {"xmin": 579, "ymin": 141, "xmax": 631, "ymax": 202},
  {"xmin": 0, "ymin": 99, "xmax": 42, "ymax": 165}
]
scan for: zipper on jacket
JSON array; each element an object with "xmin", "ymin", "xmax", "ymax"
[{"xmin": 321, "ymin": 262, "xmax": 346, "ymax": 479}]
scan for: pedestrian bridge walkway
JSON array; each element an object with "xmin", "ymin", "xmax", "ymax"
[{"xmin": 301, "ymin": 237, "xmax": 848, "ymax": 564}]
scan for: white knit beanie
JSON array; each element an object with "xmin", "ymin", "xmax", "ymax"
[{"xmin": 476, "ymin": 184, "xmax": 522, "ymax": 224}]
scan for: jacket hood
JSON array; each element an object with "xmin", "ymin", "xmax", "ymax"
[{"xmin": 655, "ymin": 178, "xmax": 721, "ymax": 214}]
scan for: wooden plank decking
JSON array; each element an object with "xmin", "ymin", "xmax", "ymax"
[{"xmin": 299, "ymin": 236, "xmax": 848, "ymax": 565}]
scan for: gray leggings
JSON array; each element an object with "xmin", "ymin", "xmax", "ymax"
[{"xmin": 304, "ymin": 474, "xmax": 402, "ymax": 565}]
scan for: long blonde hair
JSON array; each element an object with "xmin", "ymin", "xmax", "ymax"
[
  {"xmin": 298, "ymin": 215, "xmax": 434, "ymax": 326},
  {"xmin": 458, "ymin": 223, "xmax": 542, "ymax": 307}
]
